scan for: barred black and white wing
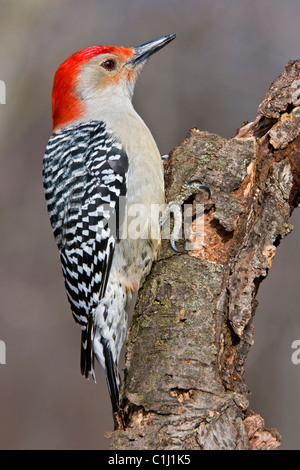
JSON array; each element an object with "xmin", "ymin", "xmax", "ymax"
[{"xmin": 43, "ymin": 120, "xmax": 128, "ymax": 380}]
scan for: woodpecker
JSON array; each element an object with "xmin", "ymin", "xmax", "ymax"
[{"xmin": 43, "ymin": 35, "xmax": 176, "ymax": 413}]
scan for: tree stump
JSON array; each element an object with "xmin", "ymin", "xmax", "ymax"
[{"xmin": 110, "ymin": 60, "xmax": 300, "ymax": 450}]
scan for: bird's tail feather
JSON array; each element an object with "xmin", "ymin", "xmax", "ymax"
[
  {"xmin": 101, "ymin": 337, "xmax": 120, "ymax": 413},
  {"xmin": 80, "ymin": 315, "xmax": 95, "ymax": 380},
  {"xmin": 80, "ymin": 315, "xmax": 120, "ymax": 413}
]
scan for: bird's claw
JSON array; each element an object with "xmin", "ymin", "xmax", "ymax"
[
  {"xmin": 186, "ymin": 179, "xmax": 211, "ymax": 200},
  {"xmin": 170, "ymin": 238, "xmax": 184, "ymax": 254},
  {"xmin": 169, "ymin": 179, "xmax": 211, "ymax": 254}
]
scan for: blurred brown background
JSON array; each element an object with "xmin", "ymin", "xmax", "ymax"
[{"xmin": 0, "ymin": 0, "xmax": 299, "ymax": 450}]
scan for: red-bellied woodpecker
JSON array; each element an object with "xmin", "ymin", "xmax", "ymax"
[{"xmin": 43, "ymin": 35, "xmax": 176, "ymax": 413}]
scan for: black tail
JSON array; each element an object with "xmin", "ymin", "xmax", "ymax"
[
  {"xmin": 80, "ymin": 316, "xmax": 120, "ymax": 413},
  {"xmin": 101, "ymin": 338, "xmax": 120, "ymax": 413},
  {"xmin": 80, "ymin": 315, "xmax": 95, "ymax": 379}
]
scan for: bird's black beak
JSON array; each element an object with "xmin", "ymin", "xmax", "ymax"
[{"xmin": 127, "ymin": 34, "xmax": 176, "ymax": 67}]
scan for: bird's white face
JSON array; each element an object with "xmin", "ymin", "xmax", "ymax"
[{"xmin": 76, "ymin": 51, "xmax": 143, "ymax": 102}]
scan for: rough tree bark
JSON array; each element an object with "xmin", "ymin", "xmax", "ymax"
[{"xmin": 110, "ymin": 61, "xmax": 300, "ymax": 450}]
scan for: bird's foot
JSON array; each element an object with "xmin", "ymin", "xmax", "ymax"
[{"xmin": 161, "ymin": 179, "xmax": 211, "ymax": 253}]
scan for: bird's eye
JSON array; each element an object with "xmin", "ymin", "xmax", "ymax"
[{"xmin": 102, "ymin": 59, "xmax": 116, "ymax": 71}]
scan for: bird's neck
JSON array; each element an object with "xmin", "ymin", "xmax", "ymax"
[
  {"xmin": 82, "ymin": 89, "xmax": 158, "ymax": 158},
  {"xmin": 83, "ymin": 88, "xmax": 137, "ymax": 130}
]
